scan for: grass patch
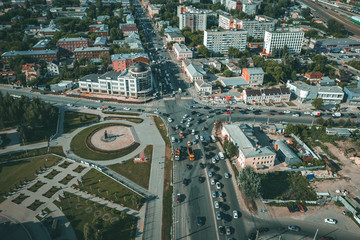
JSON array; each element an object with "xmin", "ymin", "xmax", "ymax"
[
  {"xmin": 103, "ymin": 111, "xmax": 140, "ymax": 116},
  {"xmin": 59, "ymin": 161, "xmax": 72, "ymax": 169},
  {"xmin": 27, "ymin": 199, "xmax": 44, "ymax": 211},
  {"xmin": 260, "ymin": 172, "xmax": 317, "ymax": 201},
  {"xmin": 43, "ymin": 186, "xmax": 60, "ymax": 198},
  {"xmin": 0, "ymin": 154, "xmax": 62, "ymax": 202},
  {"xmin": 28, "ymin": 181, "xmax": 46, "ymax": 192},
  {"xmin": 70, "ymin": 123, "xmax": 140, "ymax": 160},
  {"xmin": 75, "ymin": 169, "xmax": 145, "ymax": 211},
  {"xmin": 152, "ymin": 116, "xmax": 173, "ymax": 240},
  {"xmin": 36, "ymin": 207, "xmax": 51, "ymax": 221},
  {"xmin": 73, "ymin": 165, "xmax": 86, "ymax": 173},
  {"xmin": 12, "ymin": 193, "xmax": 29, "ymax": 204},
  {"xmin": 0, "ymin": 146, "xmax": 65, "ymax": 163},
  {"xmin": 44, "ymin": 170, "xmax": 61, "ymax": 180},
  {"xmin": 0, "ymin": 134, "xmax": 11, "ymax": 148},
  {"xmin": 59, "ymin": 174, "xmax": 75, "ymax": 185},
  {"xmin": 108, "ymin": 145, "xmax": 153, "ymax": 189},
  {"xmin": 63, "ymin": 111, "xmax": 100, "ymax": 133},
  {"xmin": 104, "ymin": 116, "xmax": 143, "ymax": 124},
  {"xmin": 53, "ymin": 192, "xmax": 138, "ymax": 240}
]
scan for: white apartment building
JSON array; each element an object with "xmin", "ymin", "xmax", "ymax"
[
  {"xmin": 242, "ymin": 2, "xmax": 257, "ymax": 15},
  {"xmin": 204, "ymin": 29, "xmax": 247, "ymax": 54},
  {"xmin": 173, "ymin": 43, "xmax": 193, "ymax": 60},
  {"xmin": 263, "ymin": 29, "xmax": 304, "ymax": 55},
  {"xmin": 239, "ymin": 16, "xmax": 275, "ymax": 39},
  {"xmin": 177, "ymin": 6, "xmax": 207, "ymax": 31},
  {"xmin": 218, "ymin": 11, "xmax": 242, "ymax": 30}
]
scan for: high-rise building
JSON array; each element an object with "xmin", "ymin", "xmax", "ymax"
[
  {"xmin": 263, "ymin": 29, "xmax": 304, "ymax": 56},
  {"xmin": 177, "ymin": 6, "xmax": 207, "ymax": 31},
  {"xmin": 204, "ymin": 29, "xmax": 247, "ymax": 54}
]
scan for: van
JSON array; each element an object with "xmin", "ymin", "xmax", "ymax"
[{"xmin": 171, "ymin": 137, "xmax": 175, "ymax": 143}]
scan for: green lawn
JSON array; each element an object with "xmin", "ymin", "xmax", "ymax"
[
  {"xmin": 108, "ymin": 145, "xmax": 153, "ymax": 189},
  {"xmin": 0, "ymin": 154, "xmax": 62, "ymax": 202},
  {"xmin": 104, "ymin": 116, "xmax": 143, "ymax": 124},
  {"xmin": 43, "ymin": 186, "xmax": 60, "ymax": 198},
  {"xmin": 27, "ymin": 200, "xmax": 44, "ymax": 211},
  {"xmin": 73, "ymin": 165, "xmax": 86, "ymax": 173},
  {"xmin": 0, "ymin": 146, "xmax": 65, "ymax": 163},
  {"xmin": 74, "ymin": 169, "xmax": 145, "ymax": 211},
  {"xmin": 152, "ymin": 116, "xmax": 170, "ymax": 148},
  {"xmin": 59, "ymin": 174, "xmax": 75, "ymax": 185},
  {"xmin": 12, "ymin": 193, "xmax": 29, "ymax": 204},
  {"xmin": 53, "ymin": 193, "xmax": 138, "ymax": 240},
  {"xmin": 28, "ymin": 181, "xmax": 45, "ymax": 192},
  {"xmin": 59, "ymin": 161, "xmax": 72, "ymax": 169},
  {"xmin": 70, "ymin": 123, "xmax": 140, "ymax": 161},
  {"xmin": 44, "ymin": 169, "xmax": 60, "ymax": 180},
  {"xmin": 103, "ymin": 111, "xmax": 140, "ymax": 116},
  {"xmin": 63, "ymin": 111, "xmax": 100, "ymax": 133},
  {"xmin": 260, "ymin": 172, "xmax": 317, "ymax": 201}
]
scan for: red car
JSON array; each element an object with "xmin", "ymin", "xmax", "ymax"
[{"xmin": 298, "ymin": 204, "xmax": 305, "ymax": 212}]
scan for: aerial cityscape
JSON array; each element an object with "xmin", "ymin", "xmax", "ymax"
[{"xmin": 1, "ymin": 0, "xmax": 360, "ymax": 239}]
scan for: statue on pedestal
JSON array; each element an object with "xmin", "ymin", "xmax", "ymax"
[{"xmin": 104, "ymin": 130, "xmax": 108, "ymax": 139}]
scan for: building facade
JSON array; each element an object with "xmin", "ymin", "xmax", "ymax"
[
  {"xmin": 241, "ymin": 67, "xmax": 264, "ymax": 86},
  {"xmin": 165, "ymin": 31, "xmax": 185, "ymax": 43},
  {"xmin": 173, "ymin": 43, "xmax": 193, "ymax": 60},
  {"xmin": 57, "ymin": 37, "xmax": 89, "ymax": 52},
  {"xmin": 74, "ymin": 47, "xmax": 110, "ymax": 60},
  {"xmin": 263, "ymin": 29, "xmax": 304, "ymax": 56},
  {"xmin": 204, "ymin": 29, "xmax": 247, "ymax": 54},
  {"xmin": 1, "ymin": 49, "xmax": 58, "ymax": 64},
  {"xmin": 243, "ymin": 88, "xmax": 291, "ymax": 104},
  {"xmin": 177, "ymin": 6, "xmax": 207, "ymax": 31},
  {"xmin": 111, "ymin": 53, "xmax": 149, "ymax": 72},
  {"xmin": 89, "ymin": 24, "xmax": 109, "ymax": 37}
]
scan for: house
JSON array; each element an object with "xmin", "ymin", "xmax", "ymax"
[
  {"xmin": 194, "ymin": 79, "xmax": 212, "ymax": 95},
  {"xmin": 326, "ymin": 128, "xmax": 352, "ymax": 137},
  {"xmin": 221, "ymin": 123, "xmax": 276, "ymax": 169},
  {"xmin": 182, "ymin": 59, "xmax": 206, "ymax": 82},
  {"xmin": 165, "ymin": 31, "xmax": 185, "ymax": 44},
  {"xmin": 241, "ymin": 67, "xmax": 264, "ymax": 86},
  {"xmin": 47, "ymin": 61, "xmax": 59, "ymax": 77},
  {"xmin": 173, "ymin": 43, "xmax": 192, "ymax": 60},
  {"xmin": 32, "ymin": 39, "xmax": 51, "ymax": 50},
  {"xmin": 320, "ymin": 76, "xmax": 335, "ymax": 86},
  {"xmin": 97, "ymin": 15, "xmax": 110, "ymax": 24},
  {"xmin": 274, "ymin": 139, "xmax": 302, "ymax": 165},
  {"xmin": 305, "ymin": 71, "xmax": 323, "ymax": 84},
  {"xmin": 93, "ymin": 37, "xmax": 107, "ymax": 47},
  {"xmin": 89, "ymin": 24, "xmax": 109, "ymax": 37},
  {"xmin": 219, "ymin": 77, "xmax": 248, "ymax": 88},
  {"xmin": 57, "ymin": 37, "xmax": 89, "ymax": 52},
  {"xmin": 50, "ymin": 80, "xmax": 73, "ymax": 92},
  {"xmin": 1, "ymin": 50, "xmax": 59, "ymax": 64},
  {"xmin": 243, "ymin": 88, "xmax": 291, "ymax": 104},
  {"xmin": 38, "ymin": 20, "xmax": 60, "ymax": 36},
  {"xmin": 121, "ymin": 26, "xmax": 138, "ymax": 37},
  {"xmin": 111, "ymin": 53, "xmax": 149, "ymax": 72},
  {"xmin": 344, "ymin": 81, "xmax": 360, "ymax": 104},
  {"xmin": 22, "ymin": 63, "xmax": 40, "ymax": 82},
  {"xmin": 226, "ymin": 62, "xmax": 241, "ymax": 76}
]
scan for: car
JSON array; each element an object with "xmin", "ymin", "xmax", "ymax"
[
  {"xmin": 212, "ymin": 190, "xmax": 217, "ymax": 198},
  {"xmin": 66, "ymin": 103, "xmax": 74, "ymax": 107},
  {"xmin": 198, "ymin": 176, "xmax": 205, "ymax": 183},
  {"xmin": 304, "ymin": 111, "xmax": 311, "ymax": 115},
  {"xmin": 183, "ymin": 114, "xmax": 188, "ymax": 119},
  {"xmin": 175, "ymin": 125, "xmax": 179, "ymax": 130},
  {"xmin": 188, "ymin": 117, "xmax": 193, "ymax": 122},
  {"xmin": 195, "ymin": 135, "xmax": 199, "ymax": 140},
  {"xmin": 208, "ymin": 171, "xmax": 213, "ymax": 177},
  {"xmin": 216, "ymin": 182, "xmax": 222, "ymax": 189},
  {"xmin": 176, "ymin": 193, "xmax": 181, "ymax": 203},
  {"xmin": 248, "ymin": 233, "xmax": 256, "ymax": 240},
  {"xmin": 200, "ymin": 135, "xmax": 204, "ymax": 141},
  {"xmin": 288, "ymin": 225, "xmax": 300, "ymax": 231},
  {"xmin": 292, "ymin": 205, "xmax": 300, "ymax": 212},
  {"xmin": 210, "ymin": 178, "xmax": 216, "ymax": 185},
  {"xmin": 83, "ymin": 105, "xmax": 89, "ymax": 109},
  {"xmin": 182, "ymin": 178, "xmax": 189, "ymax": 186},
  {"xmin": 292, "ymin": 113, "xmax": 300, "ymax": 117},
  {"xmin": 224, "ymin": 173, "xmax": 231, "ymax": 179},
  {"xmin": 207, "ymin": 115, "xmax": 211, "ymax": 118},
  {"xmin": 216, "ymin": 211, "xmax": 222, "ymax": 220},
  {"xmin": 218, "ymin": 191, "xmax": 224, "ymax": 200},
  {"xmin": 186, "ymin": 123, "xmax": 191, "ymax": 128},
  {"xmin": 219, "ymin": 226, "xmax": 225, "ymax": 235},
  {"xmin": 233, "ymin": 210, "xmax": 238, "ymax": 219},
  {"xmin": 199, "ymin": 163, "xmax": 205, "ymax": 169},
  {"xmin": 212, "ymin": 158, "xmax": 217, "ymax": 164},
  {"xmin": 168, "ymin": 117, "xmax": 173, "ymax": 123},
  {"xmin": 214, "ymin": 201, "xmax": 219, "ymax": 208},
  {"xmin": 192, "ymin": 139, "xmax": 197, "ymax": 145},
  {"xmin": 324, "ymin": 218, "xmax": 337, "ymax": 224},
  {"xmin": 123, "ymin": 107, "xmax": 131, "ymax": 111},
  {"xmin": 284, "ymin": 110, "xmax": 291, "ymax": 114},
  {"xmin": 225, "ymin": 226, "xmax": 231, "ymax": 236},
  {"xmin": 343, "ymin": 210, "xmax": 351, "ymax": 215},
  {"xmin": 197, "ymin": 217, "xmax": 204, "ymax": 226}
]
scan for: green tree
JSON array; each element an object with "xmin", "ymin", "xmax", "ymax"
[
  {"xmin": 236, "ymin": 166, "xmax": 261, "ymax": 199},
  {"xmin": 83, "ymin": 223, "xmax": 95, "ymax": 240},
  {"xmin": 316, "ymin": 117, "xmax": 324, "ymax": 125},
  {"xmin": 226, "ymin": 141, "xmax": 237, "ymax": 158},
  {"xmin": 223, "ymin": 69, "xmax": 232, "ymax": 77},
  {"xmin": 197, "ymin": 45, "xmax": 210, "ymax": 58},
  {"xmin": 312, "ymin": 98, "xmax": 323, "ymax": 110},
  {"xmin": 100, "ymin": 54, "xmax": 110, "ymax": 71},
  {"xmin": 338, "ymin": 118, "xmax": 345, "ymax": 127},
  {"xmin": 228, "ymin": 47, "xmax": 240, "ymax": 58},
  {"xmin": 238, "ymin": 56, "xmax": 249, "ymax": 69}
]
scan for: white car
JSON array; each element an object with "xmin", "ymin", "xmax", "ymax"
[
  {"xmin": 183, "ymin": 114, "xmax": 188, "ymax": 119},
  {"xmin": 200, "ymin": 136, "xmax": 204, "ymax": 141},
  {"xmin": 233, "ymin": 210, "xmax": 238, "ymax": 219},
  {"xmin": 212, "ymin": 158, "xmax": 217, "ymax": 164},
  {"xmin": 195, "ymin": 135, "xmax": 199, "ymax": 140},
  {"xmin": 186, "ymin": 123, "xmax": 191, "ymax": 128},
  {"xmin": 324, "ymin": 218, "xmax": 337, "ymax": 224},
  {"xmin": 208, "ymin": 171, "xmax": 213, "ymax": 177},
  {"xmin": 214, "ymin": 201, "xmax": 219, "ymax": 209},
  {"xmin": 284, "ymin": 110, "xmax": 291, "ymax": 114},
  {"xmin": 216, "ymin": 182, "xmax": 221, "ymax": 190},
  {"xmin": 224, "ymin": 173, "xmax": 230, "ymax": 179},
  {"xmin": 292, "ymin": 113, "xmax": 300, "ymax": 117},
  {"xmin": 168, "ymin": 118, "xmax": 173, "ymax": 123},
  {"xmin": 210, "ymin": 178, "xmax": 216, "ymax": 185},
  {"xmin": 304, "ymin": 111, "xmax": 311, "ymax": 115},
  {"xmin": 66, "ymin": 103, "xmax": 74, "ymax": 107},
  {"xmin": 123, "ymin": 107, "xmax": 131, "ymax": 111}
]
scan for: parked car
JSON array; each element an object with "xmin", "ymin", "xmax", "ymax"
[
  {"xmin": 197, "ymin": 217, "xmax": 204, "ymax": 226},
  {"xmin": 216, "ymin": 211, "xmax": 222, "ymax": 220},
  {"xmin": 224, "ymin": 173, "xmax": 231, "ymax": 179},
  {"xmin": 324, "ymin": 218, "xmax": 337, "ymax": 224},
  {"xmin": 123, "ymin": 107, "xmax": 131, "ymax": 111},
  {"xmin": 210, "ymin": 178, "xmax": 216, "ymax": 185},
  {"xmin": 214, "ymin": 201, "xmax": 219, "ymax": 208},
  {"xmin": 225, "ymin": 226, "xmax": 231, "ymax": 236},
  {"xmin": 212, "ymin": 190, "xmax": 217, "ymax": 198},
  {"xmin": 233, "ymin": 210, "xmax": 238, "ymax": 219},
  {"xmin": 219, "ymin": 226, "xmax": 225, "ymax": 235},
  {"xmin": 176, "ymin": 193, "xmax": 181, "ymax": 203},
  {"xmin": 288, "ymin": 225, "xmax": 300, "ymax": 231},
  {"xmin": 216, "ymin": 182, "xmax": 222, "ymax": 190},
  {"xmin": 208, "ymin": 171, "xmax": 213, "ymax": 177}
]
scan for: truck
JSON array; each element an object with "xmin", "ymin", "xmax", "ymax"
[
  {"xmin": 174, "ymin": 148, "xmax": 180, "ymax": 161},
  {"xmin": 311, "ymin": 111, "xmax": 321, "ymax": 117},
  {"xmin": 218, "ymin": 152, "xmax": 225, "ymax": 160},
  {"xmin": 187, "ymin": 147, "xmax": 195, "ymax": 161},
  {"xmin": 203, "ymin": 134, "xmax": 210, "ymax": 143},
  {"xmin": 332, "ymin": 112, "xmax": 342, "ymax": 118}
]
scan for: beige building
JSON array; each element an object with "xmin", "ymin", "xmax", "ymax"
[
  {"xmin": 165, "ymin": 31, "xmax": 185, "ymax": 43},
  {"xmin": 221, "ymin": 123, "xmax": 276, "ymax": 169}
]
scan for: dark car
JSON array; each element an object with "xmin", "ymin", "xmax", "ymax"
[
  {"xmin": 199, "ymin": 163, "xmax": 205, "ymax": 169},
  {"xmin": 204, "ymin": 106, "xmax": 211, "ymax": 109},
  {"xmin": 240, "ymin": 111, "xmax": 248, "ymax": 114},
  {"xmin": 186, "ymin": 164, "xmax": 192, "ymax": 170},
  {"xmin": 182, "ymin": 178, "xmax": 189, "ymax": 186},
  {"xmin": 223, "ymin": 214, "xmax": 231, "ymax": 223},
  {"xmin": 219, "ymin": 226, "xmax": 225, "ymax": 234},
  {"xmin": 197, "ymin": 217, "xmax": 204, "ymax": 226},
  {"xmin": 248, "ymin": 233, "xmax": 256, "ymax": 240},
  {"xmin": 292, "ymin": 205, "xmax": 300, "ymax": 212},
  {"xmin": 198, "ymin": 176, "xmax": 205, "ymax": 183}
]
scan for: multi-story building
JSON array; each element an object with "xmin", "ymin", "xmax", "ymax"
[
  {"xmin": 165, "ymin": 31, "xmax": 185, "ymax": 44},
  {"xmin": 243, "ymin": 88, "xmax": 291, "ymax": 104},
  {"xmin": 148, "ymin": 4, "xmax": 161, "ymax": 18},
  {"xmin": 287, "ymin": 80, "xmax": 344, "ymax": 103},
  {"xmin": 22, "ymin": 63, "xmax": 40, "ymax": 82},
  {"xmin": 177, "ymin": 6, "xmax": 207, "ymax": 31},
  {"xmin": 121, "ymin": 26, "xmax": 138, "ymax": 37},
  {"xmin": 89, "ymin": 24, "xmax": 109, "ymax": 37},
  {"xmin": 93, "ymin": 37, "xmax": 107, "ymax": 47},
  {"xmin": 1, "ymin": 49, "xmax": 59, "ymax": 64},
  {"xmin": 242, "ymin": 2, "xmax": 258, "ymax": 15},
  {"xmin": 173, "ymin": 43, "xmax": 193, "ymax": 60},
  {"xmin": 79, "ymin": 62, "xmax": 153, "ymax": 98},
  {"xmin": 57, "ymin": 37, "xmax": 89, "ymax": 52},
  {"xmin": 225, "ymin": 0, "xmax": 242, "ymax": 11},
  {"xmin": 263, "ymin": 29, "xmax": 304, "ymax": 56},
  {"xmin": 304, "ymin": 71, "xmax": 324, "ymax": 85},
  {"xmin": 218, "ymin": 11, "xmax": 242, "ymax": 30},
  {"xmin": 47, "ymin": 61, "xmax": 60, "ymax": 77},
  {"xmin": 32, "ymin": 39, "xmax": 51, "ymax": 50},
  {"xmin": 182, "ymin": 59, "xmax": 207, "ymax": 83},
  {"xmin": 204, "ymin": 29, "xmax": 247, "ymax": 54},
  {"xmin": 242, "ymin": 67, "xmax": 264, "ymax": 86},
  {"xmin": 38, "ymin": 20, "xmax": 61, "ymax": 36},
  {"xmin": 74, "ymin": 47, "xmax": 110, "ymax": 60},
  {"xmin": 238, "ymin": 16, "xmax": 275, "ymax": 39},
  {"xmin": 221, "ymin": 123, "xmax": 276, "ymax": 169},
  {"xmin": 111, "ymin": 53, "xmax": 149, "ymax": 72},
  {"xmin": 309, "ymin": 38, "xmax": 360, "ymax": 52}
]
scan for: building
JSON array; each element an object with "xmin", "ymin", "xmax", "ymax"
[
  {"xmin": 0, "ymin": 71, "xmax": 16, "ymax": 83},
  {"xmin": 241, "ymin": 67, "xmax": 264, "ymax": 86},
  {"xmin": 22, "ymin": 63, "xmax": 40, "ymax": 82},
  {"xmin": 93, "ymin": 37, "xmax": 107, "ymax": 47},
  {"xmin": 79, "ymin": 62, "xmax": 153, "ymax": 98},
  {"xmin": 305, "ymin": 71, "xmax": 323, "ymax": 84},
  {"xmin": 344, "ymin": 81, "xmax": 360, "ymax": 104},
  {"xmin": 74, "ymin": 47, "xmax": 110, "ymax": 61},
  {"xmin": 287, "ymin": 80, "xmax": 344, "ymax": 103},
  {"xmin": 126, "ymin": 14, "xmax": 135, "ymax": 24},
  {"xmin": 263, "ymin": 29, "xmax": 304, "ymax": 56},
  {"xmin": 239, "ymin": 16, "xmax": 276, "ymax": 39},
  {"xmin": 204, "ymin": 29, "xmax": 247, "ymax": 54},
  {"xmin": 47, "ymin": 61, "xmax": 59, "ymax": 77},
  {"xmin": 111, "ymin": 53, "xmax": 149, "ymax": 72},
  {"xmin": 226, "ymin": 62, "xmax": 242, "ymax": 76},
  {"xmin": 243, "ymin": 88, "xmax": 291, "ymax": 104},
  {"xmin": 113, "ymin": 32, "xmax": 144, "ymax": 50},
  {"xmin": 194, "ymin": 79, "xmax": 212, "ymax": 95},
  {"xmin": 221, "ymin": 123, "xmax": 276, "ymax": 168},
  {"xmin": 50, "ymin": 80, "xmax": 73, "ymax": 92},
  {"xmin": 1, "ymin": 49, "xmax": 59, "ymax": 64},
  {"xmin": 242, "ymin": 2, "xmax": 257, "ymax": 15},
  {"xmin": 173, "ymin": 43, "xmax": 193, "ymax": 60},
  {"xmin": 165, "ymin": 31, "xmax": 185, "ymax": 43},
  {"xmin": 218, "ymin": 11, "xmax": 241, "ymax": 30},
  {"xmin": 309, "ymin": 38, "xmax": 360, "ymax": 52},
  {"xmin": 182, "ymin": 59, "xmax": 207, "ymax": 83},
  {"xmin": 121, "ymin": 26, "xmax": 138, "ymax": 37},
  {"xmin": 57, "ymin": 37, "xmax": 89, "ymax": 52},
  {"xmin": 50, "ymin": 7, "xmax": 89, "ymax": 19},
  {"xmin": 38, "ymin": 20, "xmax": 60, "ymax": 36},
  {"xmin": 177, "ymin": 6, "xmax": 207, "ymax": 31},
  {"xmin": 274, "ymin": 139, "xmax": 302, "ymax": 165},
  {"xmin": 326, "ymin": 128, "xmax": 352, "ymax": 137},
  {"xmin": 32, "ymin": 39, "xmax": 51, "ymax": 50},
  {"xmin": 89, "ymin": 24, "xmax": 109, "ymax": 37},
  {"xmin": 219, "ymin": 77, "xmax": 248, "ymax": 87},
  {"xmin": 225, "ymin": 0, "xmax": 242, "ymax": 11},
  {"xmin": 148, "ymin": 4, "xmax": 161, "ymax": 18},
  {"xmin": 97, "ymin": 15, "xmax": 110, "ymax": 24}
]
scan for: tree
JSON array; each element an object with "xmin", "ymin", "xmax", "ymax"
[
  {"xmin": 100, "ymin": 54, "xmax": 110, "ymax": 71},
  {"xmin": 83, "ymin": 223, "xmax": 95, "ymax": 240},
  {"xmin": 316, "ymin": 117, "xmax": 324, "ymax": 125},
  {"xmin": 197, "ymin": 45, "xmax": 210, "ymax": 58},
  {"xmin": 228, "ymin": 47, "xmax": 240, "ymax": 58},
  {"xmin": 312, "ymin": 98, "xmax": 323, "ymax": 110},
  {"xmin": 236, "ymin": 166, "xmax": 261, "ymax": 199},
  {"xmin": 226, "ymin": 141, "xmax": 237, "ymax": 158},
  {"xmin": 327, "ymin": 19, "xmax": 345, "ymax": 35},
  {"xmin": 238, "ymin": 56, "xmax": 249, "ymax": 69},
  {"xmin": 223, "ymin": 69, "xmax": 232, "ymax": 77},
  {"xmin": 338, "ymin": 118, "xmax": 345, "ymax": 127},
  {"xmin": 214, "ymin": 120, "xmax": 222, "ymax": 132}
]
